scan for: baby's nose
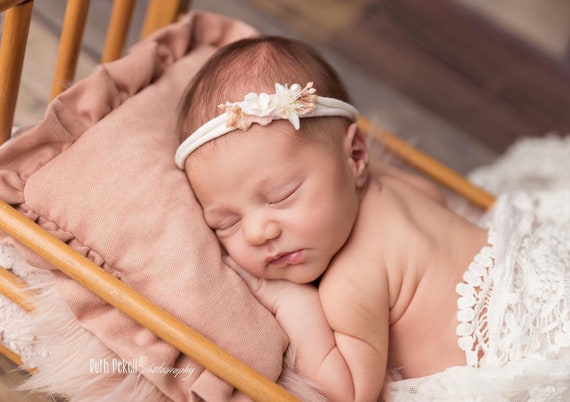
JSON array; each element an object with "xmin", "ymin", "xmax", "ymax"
[{"xmin": 243, "ymin": 216, "xmax": 281, "ymax": 246}]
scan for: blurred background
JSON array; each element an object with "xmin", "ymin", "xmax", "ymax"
[
  {"xmin": 1, "ymin": 0, "xmax": 570, "ymax": 400},
  {"xmin": 6, "ymin": 0, "xmax": 570, "ymax": 175},
  {"xmin": 4, "ymin": 0, "xmax": 570, "ymax": 173}
]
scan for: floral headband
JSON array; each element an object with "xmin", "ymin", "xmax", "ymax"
[{"xmin": 175, "ymin": 82, "xmax": 359, "ymax": 169}]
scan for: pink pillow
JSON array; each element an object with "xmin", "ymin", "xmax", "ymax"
[{"xmin": 0, "ymin": 12, "xmax": 287, "ymax": 401}]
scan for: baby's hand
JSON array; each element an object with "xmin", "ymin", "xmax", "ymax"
[
  {"xmin": 225, "ymin": 256, "xmax": 351, "ymax": 400},
  {"xmin": 224, "ymin": 256, "xmax": 311, "ymax": 315}
]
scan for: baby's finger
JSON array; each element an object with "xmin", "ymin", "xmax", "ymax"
[{"xmin": 223, "ymin": 256, "xmax": 280, "ymax": 310}]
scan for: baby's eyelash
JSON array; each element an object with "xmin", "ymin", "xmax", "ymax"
[
  {"xmin": 207, "ymin": 217, "xmax": 240, "ymax": 233},
  {"xmin": 269, "ymin": 184, "xmax": 300, "ymax": 206},
  {"xmin": 215, "ymin": 219, "xmax": 239, "ymax": 231}
]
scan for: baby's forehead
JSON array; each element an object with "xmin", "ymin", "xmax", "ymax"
[
  {"xmin": 184, "ymin": 128, "xmax": 291, "ymax": 193},
  {"xmin": 186, "ymin": 120, "xmax": 326, "ymax": 173},
  {"xmin": 200, "ymin": 120, "xmax": 302, "ymax": 155}
]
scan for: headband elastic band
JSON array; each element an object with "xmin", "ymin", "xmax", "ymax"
[{"xmin": 175, "ymin": 82, "xmax": 359, "ymax": 169}]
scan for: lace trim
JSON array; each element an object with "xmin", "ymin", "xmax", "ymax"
[{"xmin": 456, "ymin": 229, "xmax": 497, "ymax": 367}]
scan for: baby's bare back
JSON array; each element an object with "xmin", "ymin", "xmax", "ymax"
[{"xmin": 322, "ymin": 172, "xmax": 488, "ymax": 380}]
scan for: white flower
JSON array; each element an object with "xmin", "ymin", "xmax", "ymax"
[
  {"xmin": 241, "ymin": 92, "xmax": 275, "ymax": 116},
  {"xmin": 274, "ymin": 83, "xmax": 303, "ymax": 129},
  {"xmin": 220, "ymin": 82, "xmax": 317, "ymax": 131}
]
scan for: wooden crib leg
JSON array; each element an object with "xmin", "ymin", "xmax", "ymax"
[{"xmin": 0, "ymin": 0, "xmax": 34, "ymax": 144}]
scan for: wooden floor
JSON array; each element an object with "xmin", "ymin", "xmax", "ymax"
[{"xmin": 1, "ymin": 0, "xmax": 568, "ymax": 398}]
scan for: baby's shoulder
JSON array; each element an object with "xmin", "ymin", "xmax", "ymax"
[
  {"xmin": 320, "ymin": 208, "xmax": 391, "ymax": 311},
  {"xmin": 319, "ymin": 251, "xmax": 390, "ymax": 335}
]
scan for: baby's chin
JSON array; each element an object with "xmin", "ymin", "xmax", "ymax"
[{"xmin": 275, "ymin": 263, "xmax": 328, "ymax": 286}]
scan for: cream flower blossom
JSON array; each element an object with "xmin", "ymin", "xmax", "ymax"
[{"xmin": 219, "ymin": 82, "xmax": 317, "ymax": 131}]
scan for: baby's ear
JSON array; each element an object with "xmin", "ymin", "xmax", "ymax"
[{"xmin": 344, "ymin": 123, "xmax": 369, "ymax": 187}]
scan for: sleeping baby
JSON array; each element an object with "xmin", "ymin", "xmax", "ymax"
[{"xmin": 175, "ymin": 35, "xmax": 570, "ymax": 401}]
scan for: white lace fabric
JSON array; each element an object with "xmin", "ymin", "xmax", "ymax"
[
  {"xmin": 385, "ymin": 191, "xmax": 570, "ymax": 402},
  {"xmin": 457, "ymin": 197, "xmax": 570, "ymax": 369},
  {"xmin": 484, "ymin": 198, "xmax": 570, "ymax": 368},
  {"xmin": 456, "ymin": 230, "xmax": 496, "ymax": 367},
  {"xmin": 385, "ymin": 135, "xmax": 570, "ymax": 401}
]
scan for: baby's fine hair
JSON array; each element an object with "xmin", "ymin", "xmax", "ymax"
[{"xmin": 178, "ymin": 35, "xmax": 352, "ymax": 144}]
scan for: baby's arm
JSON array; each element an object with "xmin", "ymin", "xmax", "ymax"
[{"xmin": 225, "ymin": 257, "xmax": 387, "ymax": 401}]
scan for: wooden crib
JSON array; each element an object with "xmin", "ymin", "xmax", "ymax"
[{"xmin": 0, "ymin": 1, "xmax": 495, "ymax": 401}]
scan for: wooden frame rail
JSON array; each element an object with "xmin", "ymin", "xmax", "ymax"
[{"xmin": 359, "ymin": 117, "xmax": 496, "ymax": 210}]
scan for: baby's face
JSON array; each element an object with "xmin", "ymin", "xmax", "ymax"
[{"xmin": 186, "ymin": 121, "xmax": 363, "ymax": 283}]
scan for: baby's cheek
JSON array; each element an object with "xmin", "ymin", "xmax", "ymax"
[{"xmin": 225, "ymin": 242, "xmax": 259, "ymax": 275}]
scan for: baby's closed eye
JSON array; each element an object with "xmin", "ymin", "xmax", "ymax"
[
  {"xmin": 267, "ymin": 182, "xmax": 302, "ymax": 207},
  {"xmin": 207, "ymin": 216, "xmax": 240, "ymax": 234}
]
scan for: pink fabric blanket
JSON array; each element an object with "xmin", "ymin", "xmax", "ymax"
[{"xmin": 0, "ymin": 11, "xmax": 289, "ymax": 401}]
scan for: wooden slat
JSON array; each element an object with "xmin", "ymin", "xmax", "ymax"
[
  {"xmin": 0, "ymin": 0, "xmax": 33, "ymax": 145},
  {"xmin": 0, "ymin": 342, "xmax": 27, "ymax": 370},
  {"xmin": 0, "ymin": 199, "xmax": 299, "ymax": 402},
  {"xmin": 50, "ymin": 0, "xmax": 91, "ymax": 99},
  {"xmin": 0, "ymin": 266, "xmax": 35, "ymax": 312},
  {"xmin": 359, "ymin": 117, "xmax": 496, "ymax": 210},
  {"xmin": 0, "ymin": 339, "xmax": 37, "ymax": 375},
  {"xmin": 101, "ymin": 0, "xmax": 135, "ymax": 63},
  {"xmin": 140, "ymin": 0, "xmax": 190, "ymax": 39},
  {"xmin": 0, "ymin": 266, "xmax": 36, "ymax": 373}
]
